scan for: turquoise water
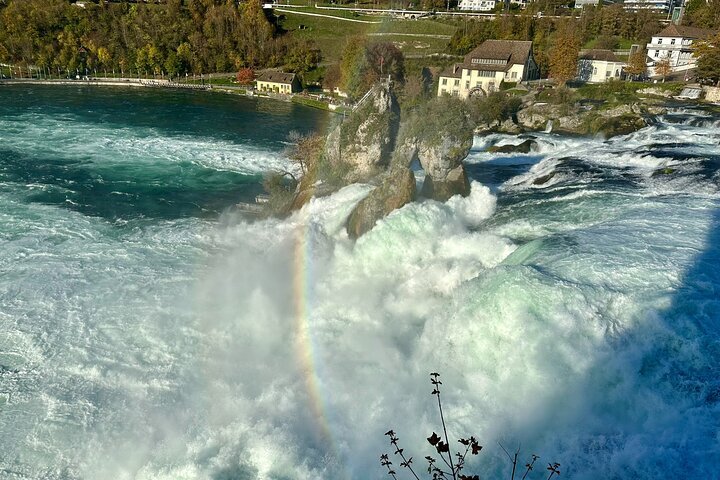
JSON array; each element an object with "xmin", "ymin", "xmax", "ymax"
[
  {"xmin": 0, "ymin": 85, "xmax": 329, "ymax": 220},
  {"xmin": 1, "ymin": 86, "xmax": 720, "ymax": 480}
]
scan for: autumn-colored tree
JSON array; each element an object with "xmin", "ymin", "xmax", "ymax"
[
  {"xmin": 322, "ymin": 63, "xmax": 342, "ymax": 91},
  {"xmin": 694, "ymin": 33, "xmax": 720, "ymax": 86},
  {"xmin": 286, "ymin": 131, "xmax": 325, "ymax": 178},
  {"xmin": 365, "ymin": 42, "xmax": 405, "ymax": 86},
  {"xmin": 548, "ymin": 23, "xmax": 581, "ymax": 85},
  {"xmin": 654, "ymin": 57, "xmax": 672, "ymax": 83},
  {"xmin": 624, "ymin": 50, "xmax": 647, "ymax": 80},
  {"xmin": 236, "ymin": 67, "xmax": 255, "ymax": 85}
]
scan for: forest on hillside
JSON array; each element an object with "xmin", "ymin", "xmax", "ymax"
[
  {"xmin": 0, "ymin": 0, "xmax": 321, "ymax": 77},
  {"xmin": 0, "ymin": 0, "xmax": 717, "ymax": 83}
]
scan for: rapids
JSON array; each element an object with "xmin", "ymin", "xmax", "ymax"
[{"xmin": 0, "ymin": 86, "xmax": 719, "ymax": 480}]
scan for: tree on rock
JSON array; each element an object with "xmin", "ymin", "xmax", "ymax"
[{"xmin": 339, "ymin": 37, "xmax": 405, "ymax": 99}]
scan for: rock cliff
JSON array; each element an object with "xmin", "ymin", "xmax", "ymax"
[
  {"xmin": 345, "ymin": 167, "xmax": 416, "ymax": 239},
  {"xmin": 400, "ymin": 96, "xmax": 474, "ymax": 201},
  {"xmin": 283, "ymin": 85, "xmax": 475, "ymax": 239},
  {"xmin": 323, "ymin": 84, "xmax": 401, "ymax": 183}
]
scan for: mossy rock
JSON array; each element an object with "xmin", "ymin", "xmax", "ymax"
[
  {"xmin": 421, "ymin": 164, "xmax": 470, "ymax": 202},
  {"xmin": 346, "ymin": 167, "xmax": 417, "ymax": 239},
  {"xmin": 590, "ymin": 114, "xmax": 646, "ymax": 138},
  {"xmin": 652, "ymin": 167, "xmax": 676, "ymax": 176}
]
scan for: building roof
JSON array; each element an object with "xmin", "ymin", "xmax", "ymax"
[
  {"xmin": 654, "ymin": 24, "xmax": 716, "ymax": 40},
  {"xmin": 438, "ymin": 65, "xmax": 463, "ymax": 78},
  {"xmin": 462, "ymin": 40, "xmax": 534, "ymax": 71},
  {"xmin": 256, "ymin": 70, "xmax": 296, "ymax": 84},
  {"xmin": 579, "ymin": 49, "xmax": 621, "ymax": 62}
]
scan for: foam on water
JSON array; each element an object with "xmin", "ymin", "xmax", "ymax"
[
  {"xmin": 1, "ymin": 91, "xmax": 720, "ymax": 480},
  {"xmin": 1, "ymin": 112, "xmax": 292, "ymax": 175}
]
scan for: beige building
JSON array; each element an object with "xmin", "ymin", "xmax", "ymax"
[
  {"xmin": 437, "ymin": 40, "xmax": 539, "ymax": 98},
  {"xmin": 255, "ymin": 71, "xmax": 301, "ymax": 94},
  {"xmin": 577, "ymin": 50, "xmax": 626, "ymax": 83}
]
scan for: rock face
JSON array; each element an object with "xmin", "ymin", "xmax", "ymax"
[
  {"xmin": 416, "ymin": 134, "xmax": 472, "ymax": 201},
  {"xmin": 324, "ymin": 84, "xmax": 400, "ymax": 182},
  {"xmin": 487, "ymin": 138, "xmax": 538, "ymax": 154},
  {"xmin": 421, "ymin": 164, "xmax": 470, "ymax": 202},
  {"xmin": 346, "ymin": 167, "xmax": 416, "ymax": 239},
  {"xmin": 401, "ymin": 96, "xmax": 474, "ymax": 201},
  {"xmin": 511, "ymin": 102, "xmax": 651, "ymax": 138}
]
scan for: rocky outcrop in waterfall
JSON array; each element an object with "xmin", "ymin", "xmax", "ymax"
[
  {"xmin": 281, "ymin": 85, "xmax": 475, "ymax": 238},
  {"xmin": 323, "ymin": 84, "xmax": 401, "ymax": 183},
  {"xmin": 399, "ymin": 96, "xmax": 474, "ymax": 201},
  {"xmin": 345, "ymin": 167, "xmax": 416, "ymax": 240}
]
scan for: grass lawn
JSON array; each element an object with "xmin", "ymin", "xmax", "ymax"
[{"xmin": 278, "ymin": 9, "xmax": 457, "ymax": 62}]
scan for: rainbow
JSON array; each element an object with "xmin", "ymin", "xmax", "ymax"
[{"xmin": 293, "ymin": 221, "xmax": 349, "ymax": 478}]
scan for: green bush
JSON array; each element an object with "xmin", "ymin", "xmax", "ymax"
[{"xmin": 468, "ymin": 92, "xmax": 522, "ymax": 127}]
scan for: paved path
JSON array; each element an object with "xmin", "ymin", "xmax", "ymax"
[
  {"xmin": 274, "ymin": 8, "xmax": 382, "ymax": 23},
  {"xmin": 367, "ymin": 32, "xmax": 451, "ymax": 39}
]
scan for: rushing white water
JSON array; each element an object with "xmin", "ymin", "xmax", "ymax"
[{"xmin": 1, "ymin": 90, "xmax": 719, "ymax": 480}]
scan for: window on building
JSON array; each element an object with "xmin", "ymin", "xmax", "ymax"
[
  {"xmin": 511, "ymin": 71, "xmax": 517, "ymax": 79},
  {"xmin": 452, "ymin": 90, "xmax": 459, "ymax": 96},
  {"xmin": 657, "ymin": 38, "xmax": 662, "ymax": 44},
  {"xmin": 593, "ymin": 67, "xmax": 598, "ymax": 75},
  {"xmin": 442, "ymin": 78, "xmax": 447, "ymax": 85},
  {"xmin": 606, "ymin": 70, "xmax": 611, "ymax": 77},
  {"xmin": 465, "ymin": 81, "xmax": 470, "ymax": 89},
  {"xmin": 671, "ymin": 38, "xmax": 676, "ymax": 45},
  {"xmin": 454, "ymin": 79, "xmax": 460, "ymax": 86},
  {"xmin": 655, "ymin": 50, "xmax": 660, "ymax": 57}
]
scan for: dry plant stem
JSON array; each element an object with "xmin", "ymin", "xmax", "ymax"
[
  {"xmin": 499, "ymin": 443, "xmax": 520, "ymax": 480},
  {"xmin": 521, "ymin": 455, "xmax": 539, "ymax": 480},
  {"xmin": 389, "ymin": 432, "xmax": 421, "ymax": 480},
  {"xmin": 435, "ymin": 389, "xmax": 457, "ymax": 480}
]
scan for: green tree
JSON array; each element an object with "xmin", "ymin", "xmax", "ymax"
[
  {"xmin": 685, "ymin": 0, "xmax": 720, "ymax": 29},
  {"xmin": 339, "ymin": 36, "xmax": 368, "ymax": 98},
  {"xmin": 694, "ymin": 32, "xmax": 720, "ymax": 86}
]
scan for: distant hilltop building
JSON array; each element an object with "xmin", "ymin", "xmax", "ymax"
[
  {"xmin": 437, "ymin": 40, "xmax": 539, "ymax": 98},
  {"xmin": 574, "ymin": 0, "xmax": 615, "ymax": 8},
  {"xmin": 623, "ymin": 0, "xmax": 677, "ymax": 13},
  {"xmin": 458, "ymin": 0, "xmax": 497, "ymax": 11},
  {"xmin": 577, "ymin": 50, "xmax": 626, "ymax": 83},
  {"xmin": 646, "ymin": 24, "xmax": 716, "ymax": 71}
]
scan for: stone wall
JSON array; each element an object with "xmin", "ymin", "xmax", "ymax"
[{"xmin": 704, "ymin": 86, "xmax": 720, "ymax": 103}]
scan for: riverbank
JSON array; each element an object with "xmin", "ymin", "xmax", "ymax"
[
  {"xmin": 0, "ymin": 77, "xmax": 351, "ymax": 114},
  {"xmin": 0, "ymin": 77, "xmax": 211, "ymax": 90}
]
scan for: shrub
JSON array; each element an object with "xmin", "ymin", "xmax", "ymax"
[
  {"xmin": 380, "ymin": 373, "xmax": 561, "ymax": 480},
  {"xmin": 468, "ymin": 92, "xmax": 522, "ymax": 127}
]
